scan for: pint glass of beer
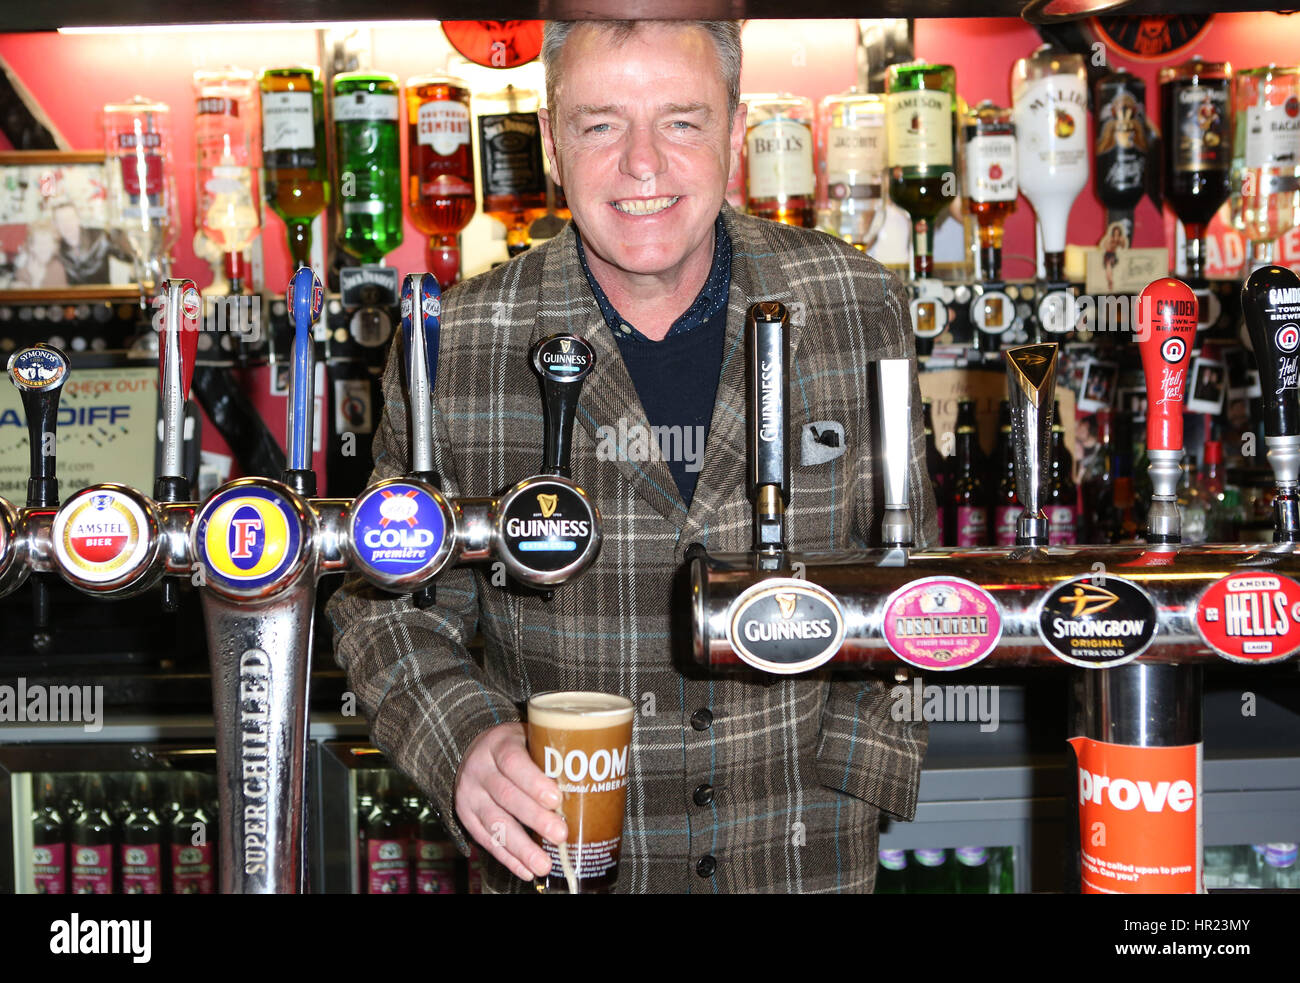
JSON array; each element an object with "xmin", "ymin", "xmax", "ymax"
[{"xmin": 525, "ymin": 691, "xmax": 635, "ymax": 894}]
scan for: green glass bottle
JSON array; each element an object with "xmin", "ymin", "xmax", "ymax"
[
  {"xmin": 886, "ymin": 62, "xmax": 957, "ymax": 279},
  {"xmin": 260, "ymin": 66, "xmax": 329, "ymax": 268},
  {"xmin": 333, "ymin": 72, "xmax": 404, "ymax": 265}
]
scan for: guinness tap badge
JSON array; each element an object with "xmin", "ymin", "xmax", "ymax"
[
  {"xmin": 533, "ymin": 334, "xmax": 596, "ymax": 384},
  {"xmin": 726, "ymin": 578, "xmax": 846, "ymax": 675},
  {"xmin": 538, "ymin": 493, "xmax": 558, "ymax": 518},
  {"xmin": 498, "ymin": 478, "xmax": 601, "ymax": 582},
  {"xmin": 1037, "ymin": 574, "xmax": 1157, "ymax": 668}
]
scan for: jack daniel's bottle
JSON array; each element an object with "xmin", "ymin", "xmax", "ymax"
[{"xmin": 478, "ymin": 84, "xmax": 547, "ymax": 256}]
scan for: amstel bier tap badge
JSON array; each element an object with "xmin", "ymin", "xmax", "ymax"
[
  {"xmin": 726, "ymin": 578, "xmax": 846, "ymax": 675},
  {"xmin": 194, "ymin": 483, "xmax": 305, "ymax": 596},
  {"xmin": 1196, "ymin": 572, "xmax": 1300, "ymax": 665},
  {"xmin": 51, "ymin": 487, "xmax": 150, "ymax": 585},
  {"xmin": 349, "ymin": 479, "xmax": 452, "ymax": 586},
  {"xmin": 1037, "ymin": 574, "xmax": 1157, "ymax": 668}
]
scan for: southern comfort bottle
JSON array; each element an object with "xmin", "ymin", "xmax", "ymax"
[{"xmin": 406, "ymin": 74, "xmax": 475, "ymax": 287}]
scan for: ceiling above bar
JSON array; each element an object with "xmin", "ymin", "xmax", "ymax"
[{"xmin": 3, "ymin": 0, "xmax": 1290, "ymax": 32}]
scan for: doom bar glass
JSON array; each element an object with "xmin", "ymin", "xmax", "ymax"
[{"xmin": 526, "ymin": 691, "xmax": 635, "ymax": 894}]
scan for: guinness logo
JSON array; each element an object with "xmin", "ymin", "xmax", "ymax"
[
  {"xmin": 1057, "ymin": 583, "xmax": 1120, "ymax": 618},
  {"xmin": 538, "ymin": 493, "xmax": 558, "ymax": 518},
  {"xmin": 560, "ymin": 338, "xmax": 571, "ymax": 353},
  {"xmin": 776, "ymin": 592, "xmax": 798, "ymax": 619},
  {"xmin": 498, "ymin": 478, "xmax": 601, "ymax": 581},
  {"xmin": 727, "ymin": 579, "xmax": 845, "ymax": 675},
  {"xmin": 756, "ymin": 301, "xmax": 786, "ymax": 321},
  {"xmin": 533, "ymin": 334, "xmax": 596, "ymax": 384}
]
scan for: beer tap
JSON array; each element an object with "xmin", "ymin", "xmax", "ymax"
[
  {"xmin": 877, "ymin": 358, "xmax": 914, "ymax": 550},
  {"xmin": 1135, "ymin": 278, "xmax": 1198, "ymax": 546},
  {"xmin": 1242, "ymin": 265, "xmax": 1300, "ymax": 543},
  {"xmin": 403, "ymin": 273, "xmax": 444, "ymax": 609},
  {"xmin": 747, "ymin": 302, "xmax": 790, "ymax": 561},
  {"xmin": 7, "ymin": 343, "xmax": 69, "ymax": 647},
  {"xmin": 284, "ymin": 266, "xmax": 322, "ymax": 498},
  {"xmin": 156, "ymin": 279, "xmax": 201, "ymax": 609},
  {"xmin": 1005, "ymin": 343, "xmax": 1058, "ymax": 548}
]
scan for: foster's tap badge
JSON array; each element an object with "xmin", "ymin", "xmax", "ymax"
[
  {"xmin": 51, "ymin": 485, "xmax": 155, "ymax": 588},
  {"xmin": 726, "ymin": 578, "xmax": 846, "ymax": 674},
  {"xmin": 1196, "ymin": 571, "xmax": 1300, "ymax": 665},
  {"xmin": 1037, "ymin": 574, "xmax": 1157, "ymax": 668},
  {"xmin": 192, "ymin": 481, "xmax": 307, "ymax": 599},
  {"xmin": 533, "ymin": 335, "xmax": 595, "ymax": 384},
  {"xmin": 7, "ymin": 344, "xmax": 68, "ymax": 393},
  {"xmin": 349, "ymin": 479, "xmax": 455, "ymax": 588},
  {"xmin": 497, "ymin": 478, "xmax": 600, "ymax": 584},
  {"xmin": 881, "ymin": 576, "xmax": 1002, "ymax": 671}
]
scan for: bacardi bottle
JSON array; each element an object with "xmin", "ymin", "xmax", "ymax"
[
  {"xmin": 193, "ymin": 68, "xmax": 262, "ymax": 294},
  {"xmin": 71, "ymin": 774, "xmax": 116, "ymax": 894},
  {"xmin": 103, "ymin": 96, "xmax": 177, "ymax": 299},
  {"xmin": 818, "ymin": 89, "xmax": 886, "ymax": 248},
  {"xmin": 407, "ymin": 74, "xmax": 474, "ymax": 288},
  {"xmin": 31, "ymin": 773, "xmax": 68, "ymax": 894},
  {"xmin": 886, "ymin": 62, "xmax": 957, "ymax": 279},
  {"xmin": 120, "ymin": 772, "xmax": 164, "ymax": 894},
  {"xmin": 1231, "ymin": 66, "xmax": 1300, "ymax": 271},
  {"xmin": 963, "ymin": 101, "xmax": 1017, "ymax": 281},
  {"xmin": 260, "ymin": 66, "xmax": 329, "ymax": 269},
  {"xmin": 1013, "ymin": 47, "xmax": 1090, "ymax": 283},
  {"xmin": 1095, "ymin": 70, "xmax": 1152, "ymax": 246},
  {"xmin": 745, "ymin": 93, "xmax": 816, "ymax": 228},
  {"xmin": 333, "ymin": 72, "xmax": 403, "ymax": 266},
  {"xmin": 1160, "ymin": 59, "xmax": 1233, "ymax": 282},
  {"xmin": 478, "ymin": 84, "xmax": 547, "ymax": 256},
  {"xmin": 169, "ymin": 772, "xmax": 215, "ymax": 894}
]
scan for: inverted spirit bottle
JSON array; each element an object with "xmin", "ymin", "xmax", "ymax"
[
  {"xmin": 817, "ymin": 89, "xmax": 886, "ymax": 248},
  {"xmin": 478, "ymin": 84, "xmax": 547, "ymax": 256},
  {"xmin": 193, "ymin": 69, "xmax": 261, "ymax": 294},
  {"xmin": 886, "ymin": 63, "xmax": 957, "ymax": 279},
  {"xmin": 1013, "ymin": 47, "xmax": 1089, "ymax": 283},
  {"xmin": 407, "ymin": 74, "xmax": 475, "ymax": 288},
  {"xmin": 103, "ymin": 96, "xmax": 177, "ymax": 300},
  {"xmin": 1160, "ymin": 59, "xmax": 1233, "ymax": 282},
  {"xmin": 963, "ymin": 101, "xmax": 1017, "ymax": 281},
  {"xmin": 260, "ymin": 66, "xmax": 329, "ymax": 268},
  {"xmin": 745, "ymin": 93, "xmax": 816, "ymax": 228},
  {"xmin": 1094, "ymin": 70, "xmax": 1152, "ymax": 245},
  {"xmin": 332, "ymin": 72, "xmax": 403, "ymax": 266},
  {"xmin": 1231, "ymin": 66, "xmax": 1300, "ymax": 271}
]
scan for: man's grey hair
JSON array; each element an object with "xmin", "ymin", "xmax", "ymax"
[{"xmin": 541, "ymin": 20, "xmax": 742, "ymax": 121}]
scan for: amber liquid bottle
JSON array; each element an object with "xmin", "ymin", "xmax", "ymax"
[
  {"xmin": 260, "ymin": 66, "xmax": 329, "ymax": 269},
  {"xmin": 745, "ymin": 93, "xmax": 817, "ymax": 227},
  {"xmin": 407, "ymin": 74, "xmax": 475, "ymax": 288},
  {"xmin": 478, "ymin": 84, "xmax": 548, "ymax": 256},
  {"xmin": 964, "ymin": 102, "xmax": 1017, "ymax": 281}
]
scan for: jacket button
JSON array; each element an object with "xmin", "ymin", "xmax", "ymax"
[
  {"xmin": 693, "ymin": 784, "xmax": 714, "ymax": 807},
  {"xmin": 690, "ymin": 708, "xmax": 713, "ymax": 731},
  {"xmin": 696, "ymin": 855, "xmax": 716, "ymax": 878}
]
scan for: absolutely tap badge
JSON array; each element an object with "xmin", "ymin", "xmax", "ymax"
[{"xmin": 881, "ymin": 576, "xmax": 1002, "ymax": 671}]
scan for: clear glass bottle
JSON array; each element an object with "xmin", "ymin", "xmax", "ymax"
[
  {"xmin": 1013, "ymin": 47, "xmax": 1090, "ymax": 283},
  {"xmin": 886, "ymin": 63, "xmax": 957, "ymax": 279},
  {"xmin": 817, "ymin": 89, "xmax": 886, "ymax": 249},
  {"xmin": 103, "ymin": 96, "xmax": 177, "ymax": 301},
  {"xmin": 193, "ymin": 69, "xmax": 262, "ymax": 294},
  {"xmin": 745, "ymin": 93, "xmax": 816, "ymax": 228},
  {"xmin": 1231, "ymin": 65, "xmax": 1300, "ymax": 272}
]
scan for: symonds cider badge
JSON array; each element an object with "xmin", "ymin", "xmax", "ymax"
[
  {"xmin": 51, "ymin": 487, "xmax": 150, "ymax": 585},
  {"xmin": 1038, "ymin": 574, "xmax": 1157, "ymax": 668},
  {"xmin": 1196, "ymin": 571, "xmax": 1300, "ymax": 664},
  {"xmin": 726, "ymin": 578, "xmax": 846, "ymax": 674}
]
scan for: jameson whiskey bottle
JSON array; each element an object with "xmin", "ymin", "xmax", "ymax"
[
  {"xmin": 407, "ymin": 75, "xmax": 474, "ymax": 287},
  {"xmin": 745, "ymin": 93, "xmax": 816, "ymax": 228},
  {"xmin": 120, "ymin": 772, "xmax": 164, "ymax": 894},
  {"xmin": 963, "ymin": 101, "xmax": 1017, "ymax": 281},
  {"xmin": 193, "ymin": 69, "xmax": 261, "ymax": 294},
  {"xmin": 1095, "ymin": 70, "xmax": 1152, "ymax": 245},
  {"xmin": 260, "ymin": 66, "xmax": 329, "ymax": 268},
  {"xmin": 818, "ymin": 89, "xmax": 886, "ymax": 248},
  {"xmin": 1013, "ymin": 47, "xmax": 1089, "ymax": 283},
  {"xmin": 333, "ymin": 72, "xmax": 403, "ymax": 265},
  {"xmin": 32, "ymin": 773, "xmax": 68, "ymax": 894},
  {"xmin": 993, "ymin": 402, "xmax": 1019, "ymax": 547},
  {"xmin": 1160, "ymin": 59, "xmax": 1233, "ymax": 282},
  {"xmin": 71, "ymin": 774, "xmax": 116, "ymax": 894},
  {"xmin": 1231, "ymin": 66, "xmax": 1300, "ymax": 271},
  {"xmin": 1048, "ymin": 403, "xmax": 1078, "ymax": 545},
  {"xmin": 948, "ymin": 400, "xmax": 988, "ymax": 547},
  {"xmin": 478, "ymin": 84, "xmax": 547, "ymax": 256},
  {"xmin": 170, "ymin": 772, "xmax": 215, "ymax": 894},
  {"xmin": 886, "ymin": 62, "xmax": 957, "ymax": 279}
]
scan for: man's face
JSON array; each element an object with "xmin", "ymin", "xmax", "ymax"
[{"xmin": 539, "ymin": 23, "xmax": 745, "ymax": 290}]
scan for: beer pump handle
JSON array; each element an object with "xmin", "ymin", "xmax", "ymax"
[
  {"xmin": 156, "ymin": 278, "xmax": 202, "ymax": 610},
  {"xmin": 1242, "ymin": 265, "xmax": 1300, "ymax": 541},
  {"xmin": 532, "ymin": 335, "xmax": 596, "ymax": 479},
  {"xmin": 877, "ymin": 358, "xmax": 914, "ymax": 548},
  {"xmin": 1135, "ymin": 278, "xmax": 1198, "ymax": 545},
  {"xmin": 284, "ymin": 266, "xmax": 324, "ymax": 499},
  {"xmin": 401, "ymin": 272, "xmax": 443, "ymax": 609},
  {"xmin": 1005, "ymin": 343, "xmax": 1059, "ymax": 548},
  {"xmin": 7, "ymin": 344, "xmax": 68, "ymax": 510},
  {"xmin": 746, "ymin": 302, "xmax": 790, "ymax": 554}
]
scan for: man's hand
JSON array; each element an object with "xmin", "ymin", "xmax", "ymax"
[{"xmin": 454, "ymin": 722, "xmax": 567, "ymax": 881}]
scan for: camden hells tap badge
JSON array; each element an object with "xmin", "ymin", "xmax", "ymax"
[
  {"xmin": 881, "ymin": 576, "xmax": 1002, "ymax": 671},
  {"xmin": 349, "ymin": 479, "xmax": 452, "ymax": 584},
  {"xmin": 194, "ymin": 483, "xmax": 305, "ymax": 596},
  {"xmin": 499, "ymin": 479, "xmax": 597, "ymax": 576},
  {"xmin": 726, "ymin": 578, "xmax": 846, "ymax": 674},
  {"xmin": 52, "ymin": 487, "xmax": 150, "ymax": 584},
  {"xmin": 1037, "ymin": 574, "xmax": 1157, "ymax": 668},
  {"xmin": 1196, "ymin": 572, "xmax": 1300, "ymax": 665}
]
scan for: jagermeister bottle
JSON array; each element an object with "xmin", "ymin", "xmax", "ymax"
[
  {"xmin": 260, "ymin": 66, "xmax": 329, "ymax": 268},
  {"xmin": 886, "ymin": 62, "xmax": 957, "ymax": 279},
  {"xmin": 333, "ymin": 72, "xmax": 403, "ymax": 265},
  {"xmin": 477, "ymin": 84, "xmax": 547, "ymax": 256},
  {"xmin": 1094, "ymin": 70, "xmax": 1152, "ymax": 245},
  {"xmin": 745, "ymin": 93, "xmax": 816, "ymax": 227}
]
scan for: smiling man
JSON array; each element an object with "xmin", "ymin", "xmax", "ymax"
[{"xmin": 328, "ymin": 19, "xmax": 938, "ymax": 893}]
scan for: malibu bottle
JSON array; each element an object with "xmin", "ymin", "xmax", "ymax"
[
  {"xmin": 948, "ymin": 400, "xmax": 988, "ymax": 547},
  {"xmin": 886, "ymin": 62, "xmax": 957, "ymax": 279},
  {"xmin": 121, "ymin": 772, "xmax": 164, "ymax": 894},
  {"xmin": 170, "ymin": 772, "xmax": 215, "ymax": 894},
  {"xmin": 333, "ymin": 72, "xmax": 403, "ymax": 266},
  {"xmin": 71, "ymin": 774, "xmax": 116, "ymax": 894},
  {"xmin": 32, "ymin": 773, "xmax": 68, "ymax": 894}
]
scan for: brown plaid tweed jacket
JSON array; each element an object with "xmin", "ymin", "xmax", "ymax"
[{"xmin": 325, "ymin": 205, "xmax": 939, "ymax": 893}]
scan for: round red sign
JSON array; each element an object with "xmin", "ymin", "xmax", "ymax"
[{"xmin": 1196, "ymin": 571, "xmax": 1300, "ymax": 665}]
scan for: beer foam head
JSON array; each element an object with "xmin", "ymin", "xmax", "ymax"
[{"xmin": 528, "ymin": 691, "xmax": 635, "ymax": 729}]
